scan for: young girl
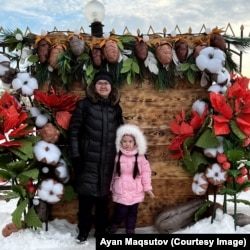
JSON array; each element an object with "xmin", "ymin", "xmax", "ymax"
[{"xmin": 109, "ymin": 124, "xmax": 154, "ymax": 234}]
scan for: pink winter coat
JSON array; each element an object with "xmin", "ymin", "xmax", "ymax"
[{"xmin": 110, "ymin": 147, "xmax": 153, "ymax": 206}]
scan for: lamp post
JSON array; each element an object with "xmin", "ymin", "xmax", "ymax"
[{"xmin": 84, "ymin": 0, "xmax": 105, "ymax": 37}]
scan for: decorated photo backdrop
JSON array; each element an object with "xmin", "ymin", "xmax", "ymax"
[{"xmin": 1, "ymin": 26, "xmax": 250, "ymax": 234}]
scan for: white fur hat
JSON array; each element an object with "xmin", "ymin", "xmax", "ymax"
[{"xmin": 115, "ymin": 124, "xmax": 147, "ymax": 155}]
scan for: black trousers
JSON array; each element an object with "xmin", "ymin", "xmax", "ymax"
[
  {"xmin": 77, "ymin": 195, "xmax": 109, "ymax": 236},
  {"xmin": 112, "ymin": 203, "xmax": 139, "ymax": 230}
]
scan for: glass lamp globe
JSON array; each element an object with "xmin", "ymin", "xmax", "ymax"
[{"xmin": 84, "ymin": 0, "xmax": 105, "ymax": 23}]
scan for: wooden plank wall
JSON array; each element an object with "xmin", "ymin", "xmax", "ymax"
[{"xmin": 51, "ymin": 76, "xmax": 209, "ymax": 227}]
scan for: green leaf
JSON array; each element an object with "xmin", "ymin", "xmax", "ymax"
[
  {"xmin": 190, "ymin": 64, "xmax": 199, "ymax": 71},
  {"xmin": 11, "ymin": 185, "xmax": 26, "ymax": 198},
  {"xmin": 12, "ymin": 199, "xmax": 29, "ymax": 228},
  {"xmin": 122, "ymin": 58, "xmax": 133, "ymax": 67},
  {"xmin": 183, "ymin": 151, "xmax": 209, "ymax": 174},
  {"xmin": 195, "ymin": 129, "xmax": 219, "ymax": 148},
  {"xmin": 19, "ymin": 168, "xmax": 39, "ymax": 182},
  {"xmin": 227, "ymin": 149, "xmax": 245, "ymax": 164},
  {"xmin": 187, "ymin": 70, "xmax": 195, "ymax": 84},
  {"xmin": 120, "ymin": 65, "xmax": 131, "ymax": 73},
  {"xmin": 0, "ymin": 169, "xmax": 12, "ymax": 180},
  {"xmin": 7, "ymin": 37, "xmax": 18, "ymax": 44},
  {"xmin": 86, "ymin": 64, "xmax": 94, "ymax": 77},
  {"xmin": 194, "ymin": 200, "xmax": 212, "ymax": 221},
  {"xmin": 226, "ymin": 198, "xmax": 250, "ymax": 206},
  {"xmin": 16, "ymin": 42, "xmax": 23, "ymax": 50},
  {"xmin": 24, "ymin": 206, "xmax": 43, "ymax": 228},
  {"xmin": 230, "ymin": 120, "xmax": 246, "ymax": 140},
  {"xmin": 79, "ymin": 53, "xmax": 90, "ymax": 60},
  {"xmin": 6, "ymin": 160, "xmax": 30, "ymax": 175},
  {"xmin": 28, "ymin": 55, "xmax": 38, "ymax": 63},
  {"xmin": 179, "ymin": 63, "xmax": 190, "ymax": 72},
  {"xmin": 126, "ymin": 72, "xmax": 132, "ymax": 84},
  {"xmin": 131, "ymin": 61, "xmax": 140, "ymax": 74}
]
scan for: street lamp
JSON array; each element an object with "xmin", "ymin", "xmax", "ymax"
[{"xmin": 84, "ymin": 0, "xmax": 105, "ymax": 37}]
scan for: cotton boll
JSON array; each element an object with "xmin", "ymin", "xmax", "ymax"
[
  {"xmin": 33, "ymin": 198, "xmax": 40, "ymax": 206},
  {"xmin": 204, "ymin": 148, "xmax": 217, "ymax": 158},
  {"xmin": 205, "ymin": 28, "xmax": 212, "ymax": 34},
  {"xmin": 170, "ymin": 30, "xmax": 176, "ymax": 37},
  {"xmin": 196, "ymin": 47, "xmax": 225, "ymax": 73},
  {"xmin": 217, "ymin": 68, "xmax": 230, "ymax": 85},
  {"xmin": 55, "ymin": 158, "xmax": 70, "ymax": 183},
  {"xmin": 35, "ymin": 114, "xmax": 50, "ymax": 128},
  {"xmin": 103, "ymin": 32, "xmax": 110, "ymax": 39},
  {"xmin": 30, "ymin": 107, "xmax": 41, "ymax": 116},
  {"xmin": 192, "ymin": 172, "xmax": 208, "ymax": 195},
  {"xmin": 33, "ymin": 140, "xmax": 61, "ymax": 165},
  {"xmin": 12, "ymin": 73, "xmax": 38, "ymax": 96},
  {"xmin": 206, "ymin": 58, "xmax": 225, "ymax": 74},
  {"xmin": 192, "ymin": 99, "xmax": 206, "ymax": 116},
  {"xmin": 143, "ymin": 35, "xmax": 149, "ymax": 42},
  {"xmin": 12, "ymin": 78, "xmax": 22, "ymax": 89},
  {"xmin": 15, "ymin": 33, "xmax": 23, "ymax": 41},
  {"xmin": 208, "ymin": 84, "xmax": 222, "ymax": 93},
  {"xmin": 42, "ymin": 166, "xmax": 49, "ymax": 174},
  {"xmin": 21, "ymin": 85, "xmax": 35, "ymax": 96},
  {"xmin": 38, "ymin": 179, "xmax": 64, "ymax": 204}
]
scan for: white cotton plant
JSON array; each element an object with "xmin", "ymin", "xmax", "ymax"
[
  {"xmin": 37, "ymin": 178, "xmax": 64, "ymax": 204},
  {"xmin": 192, "ymin": 99, "xmax": 207, "ymax": 116},
  {"xmin": 12, "ymin": 72, "xmax": 38, "ymax": 96},
  {"xmin": 195, "ymin": 46, "xmax": 226, "ymax": 74},
  {"xmin": 55, "ymin": 158, "xmax": 70, "ymax": 183},
  {"xmin": 29, "ymin": 106, "xmax": 51, "ymax": 128},
  {"xmin": 33, "ymin": 140, "xmax": 61, "ymax": 166},
  {"xmin": 208, "ymin": 83, "xmax": 228, "ymax": 94}
]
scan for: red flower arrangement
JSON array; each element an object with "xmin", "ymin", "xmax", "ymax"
[
  {"xmin": 169, "ymin": 74, "xmax": 250, "ymax": 228},
  {"xmin": 0, "ymin": 87, "xmax": 80, "ymax": 232}
]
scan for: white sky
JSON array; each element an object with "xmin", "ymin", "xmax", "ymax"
[{"xmin": 0, "ymin": 0, "xmax": 249, "ymax": 76}]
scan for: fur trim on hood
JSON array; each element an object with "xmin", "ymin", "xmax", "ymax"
[{"xmin": 116, "ymin": 124, "xmax": 147, "ymax": 155}]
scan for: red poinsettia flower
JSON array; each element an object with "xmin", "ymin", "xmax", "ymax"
[
  {"xmin": 211, "ymin": 76, "xmax": 250, "ymax": 136},
  {"xmin": 0, "ymin": 92, "xmax": 35, "ymax": 147},
  {"xmin": 33, "ymin": 87, "xmax": 80, "ymax": 130},
  {"xmin": 169, "ymin": 107, "xmax": 207, "ymax": 158}
]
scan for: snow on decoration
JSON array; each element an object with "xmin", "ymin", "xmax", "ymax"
[
  {"xmin": 12, "ymin": 72, "xmax": 38, "ymax": 96},
  {"xmin": 37, "ymin": 178, "xmax": 64, "ymax": 204}
]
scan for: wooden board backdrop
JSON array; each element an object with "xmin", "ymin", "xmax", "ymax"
[{"xmin": 51, "ymin": 76, "xmax": 209, "ymax": 227}]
